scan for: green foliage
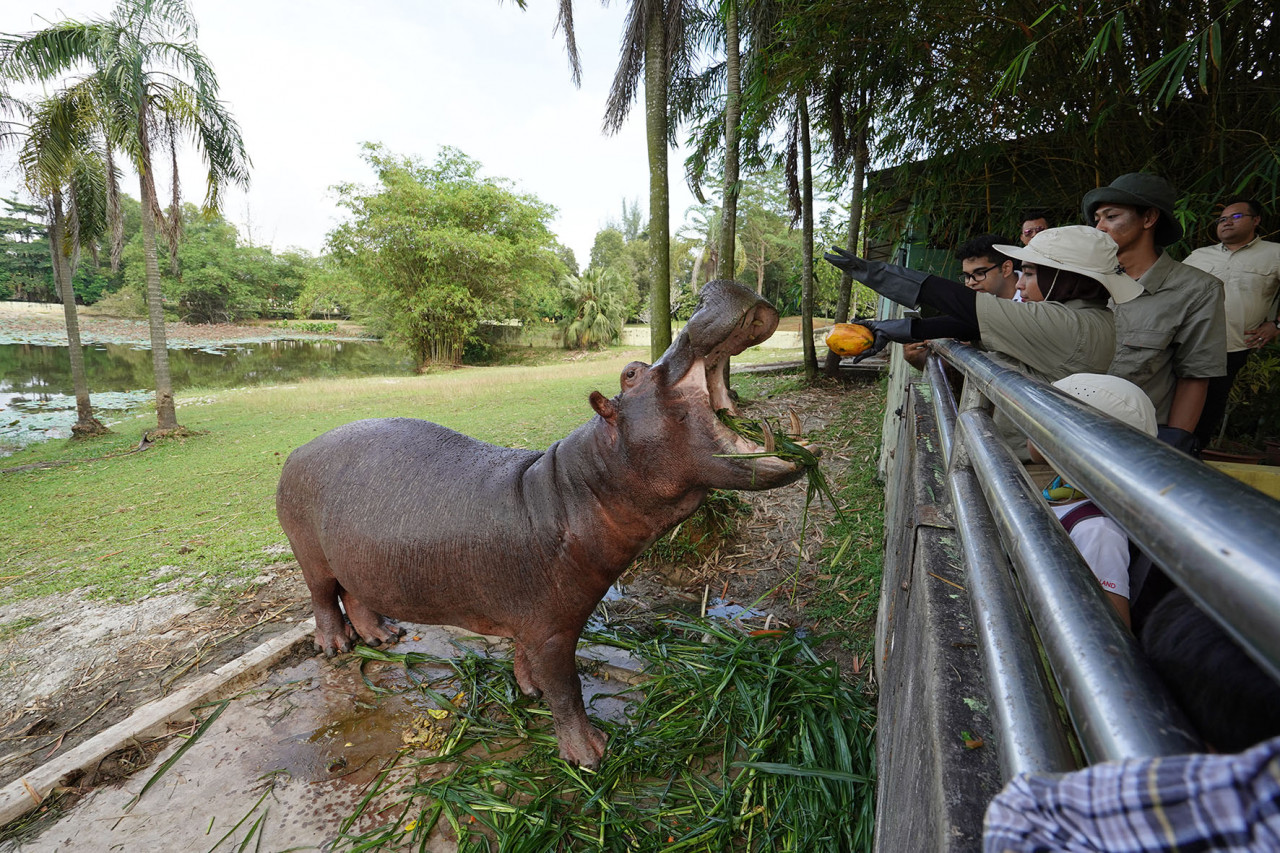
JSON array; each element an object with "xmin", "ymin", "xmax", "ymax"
[
  {"xmin": 559, "ymin": 267, "xmax": 630, "ymax": 349},
  {"xmin": 1221, "ymin": 343, "xmax": 1280, "ymax": 446},
  {"xmin": 269, "ymin": 319, "xmax": 338, "ymax": 334},
  {"xmin": 0, "ymin": 198, "xmax": 53, "ymax": 301},
  {"xmin": 71, "ymin": 264, "xmax": 111, "ymax": 303},
  {"xmin": 293, "ymin": 257, "xmax": 367, "ymax": 321},
  {"xmin": 328, "ymin": 143, "xmax": 561, "ymax": 367},
  {"xmin": 114, "ymin": 204, "xmax": 283, "ymax": 322}
]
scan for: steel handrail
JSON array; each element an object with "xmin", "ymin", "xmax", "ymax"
[{"xmin": 930, "ymin": 339, "xmax": 1280, "ymax": 685}]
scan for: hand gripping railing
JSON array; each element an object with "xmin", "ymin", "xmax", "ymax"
[{"xmin": 921, "ymin": 340, "xmax": 1280, "ymax": 777}]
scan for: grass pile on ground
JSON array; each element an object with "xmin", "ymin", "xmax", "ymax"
[{"xmin": 339, "ymin": 619, "xmax": 875, "ymax": 852}]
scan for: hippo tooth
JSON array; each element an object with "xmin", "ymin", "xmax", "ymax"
[
  {"xmin": 760, "ymin": 419, "xmax": 776, "ymax": 453},
  {"xmin": 788, "ymin": 410, "xmax": 802, "ymax": 438}
]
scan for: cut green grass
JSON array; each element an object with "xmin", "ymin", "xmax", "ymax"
[{"xmin": 339, "ymin": 619, "xmax": 875, "ymax": 852}]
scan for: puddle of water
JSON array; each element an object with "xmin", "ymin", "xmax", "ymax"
[
  {"xmin": 705, "ymin": 597, "xmax": 766, "ymax": 620},
  {"xmin": 256, "ymin": 627, "xmax": 637, "ymax": 789}
]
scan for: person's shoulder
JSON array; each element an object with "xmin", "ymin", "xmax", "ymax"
[
  {"xmin": 1182, "ymin": 244, "xmax": 1220, "ymax": 269},
  {"xmin": 1248, "ymin": 239, "xmax": 1280, "ymax": 263},
  {"xmin": 1168, "ymin": 255, "xmax": 1223, "ymax": 292}
]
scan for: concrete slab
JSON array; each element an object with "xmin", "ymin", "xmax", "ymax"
[{"xmin": 2, "ymin": 623, "xmax": 641, "ymax": 852}]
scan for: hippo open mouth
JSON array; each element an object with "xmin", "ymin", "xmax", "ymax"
[{"xmin": 654, "ymin": 279, "xmax": 814, "ymax": 484}]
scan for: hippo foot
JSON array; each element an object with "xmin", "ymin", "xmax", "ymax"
[
  {"xmin": 556, "ymin": 723, "xmax": 608, "ymax": 770},
  {"xmin": 340, "ymin": 594, "xmax": 406, "ymax": 647},
  {"xmin": 356, "ymin": 617, "xmax": 405, "ymax": 647},
  {"xmin": 314, "ymin": 627, "xmax": 356, "ymax": 658}
]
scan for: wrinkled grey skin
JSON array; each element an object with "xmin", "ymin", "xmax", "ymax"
[{"xmin": 275, "ymin": 279, "xmax": 806, "ymax": 768}]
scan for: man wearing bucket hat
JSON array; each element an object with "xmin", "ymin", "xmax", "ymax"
[
  {"xmin": 825, "ymin": 226, "xmax": 1138, "ymax": 459},
  {"xmin": 1082, "ymin": 173, "xmax": 1227, "ymax": 454}
]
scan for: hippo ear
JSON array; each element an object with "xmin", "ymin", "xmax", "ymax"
[{"xmin": 590, "ymin": 390, "xmax": 618, "ymax": 424}]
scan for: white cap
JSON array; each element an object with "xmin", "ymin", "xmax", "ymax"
[
  {"xmin": 1052, "ymin": 373, "xmax": 1157, "ymax": 436},
  {"xmin": 996, "ymin": 225, "xmax": 1143, "ymax": 304}
]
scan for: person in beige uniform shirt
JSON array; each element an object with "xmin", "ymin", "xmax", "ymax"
[{"xmin": 1182, "ymin": 197, "xmax": 1280, "ymax": 447}]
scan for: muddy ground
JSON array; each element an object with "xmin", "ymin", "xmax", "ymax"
[{"xmin": 0, "ymin": 373, "xmax": 877, "ymax": 828}]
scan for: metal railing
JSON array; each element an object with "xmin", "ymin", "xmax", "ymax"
[{"xmin": 919, "ymin": 339, "xmax": 1280, "ymax": 780}]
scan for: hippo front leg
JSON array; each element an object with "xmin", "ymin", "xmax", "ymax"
[{"xmin": 524, "ymin": 632, "xmax": 608, "ymax": 769}]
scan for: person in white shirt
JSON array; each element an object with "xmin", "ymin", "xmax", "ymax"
[
  {"xmin": 1027, "ymin": 373, "xmax": 1159, "ymax": 628},
  {"xmin": 1182, "ymin": 196, "xmax": 1280, "ymax": 447}
]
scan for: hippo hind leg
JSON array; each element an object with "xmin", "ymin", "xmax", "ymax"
[
  {"xmin": 339, "ymin": 588, "xmax": 406, "ymax": 647},
  {"xmin": 523, "ymin": 631, "xmax": 608, "ymax": 769}
]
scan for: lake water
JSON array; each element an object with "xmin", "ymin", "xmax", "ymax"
[{"xmin": 1, "ymin": 338, "xmax": 412, "ymax": 453}]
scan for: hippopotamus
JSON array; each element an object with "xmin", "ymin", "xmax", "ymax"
[{"xmin": 275, "ymin": 279, "xmax": 809, "ymax": 768}]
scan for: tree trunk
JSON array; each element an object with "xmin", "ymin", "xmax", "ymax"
[
  {"xmin": 756, "ymin": 243, "xmax": 765, "ymax": 294},
  {"xmin": 49, "ymin": 190, "xmax": 106, "ymax": 437},
  {"xmin": 799, "ymin": 96, "xmax": 817, "ymax": 381},
  {"xmin": 644, "ymin": 0, "xmax": 671, "ymax": 360},
  {"xmin": 167, "ymin": 129, "xmax": 182, "ymax": 278},
  {"xmin": 138, "ymin": 114, "xmax": 182, "ymax": 432},
  {"xmin": 825, "ymin": 109, "xmax": 868, "ymax": 378},
  {"xmin": 719, "ymin": 0, "xmax": 740, "ymax": 280},
  {"xmin": 105, "ymin": 141, "xmax": 124, "ymax": 274}
]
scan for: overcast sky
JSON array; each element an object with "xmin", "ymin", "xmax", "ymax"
[{"xmin": 0, "ymin": 1, "xmax": 701, "ymax": 265}]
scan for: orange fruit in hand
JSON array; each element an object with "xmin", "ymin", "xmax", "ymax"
[{"xmin": 825, "ymin": 323, "xmax": 875, "ymax": 357}]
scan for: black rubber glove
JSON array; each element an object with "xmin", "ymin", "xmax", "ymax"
[
  {"xmin": 1156, "ymin": 426, "xmax": 1200, "ymax": 458},
  {"xmin": 849, "ymin": 318, "xmax": 916, "ymax": 364},
  {"xmin": 823, "ymin": 248, "xmax": 927, "ymax": 308}
]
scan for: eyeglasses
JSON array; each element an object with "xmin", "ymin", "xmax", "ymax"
[
  {"xmin": 961, "ymin": 262, "xmax": 1001, "ymax": 283},
  {"xmin": 1214, "ymin": 212, "xmax": 1256, "ymax": 225},
  {"xmin": 1022, "ymin": 225, "xmax": 1047, "ymax": 237}
]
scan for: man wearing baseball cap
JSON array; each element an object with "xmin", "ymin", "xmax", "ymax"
[{"xmin": 1082, "ymin": 173, "xmax": 1227, "ymax": 453}]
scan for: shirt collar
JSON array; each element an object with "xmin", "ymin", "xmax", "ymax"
[
  {"xmin": 1219, "ymin": 235, "xmax": 1260, "ymax": 252},
  {"xmin": 1137, "ymin": 251, "xmax": 1177, "ymax": 295}
]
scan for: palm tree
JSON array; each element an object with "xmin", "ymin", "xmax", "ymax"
[
  {"xmin": 604, "ymin": 0, "xmax": 696, "ymax": 362},
  {"xmin": 560, "ymin": 268, "xmax": 629, "ymax": 349},
  {"xmin": 1, "ymin": 0, "xmax": 250, "ymax": 433},
  {"xmin": 16, "ymin": 87, "xmax": 111, "ymax": 437}
]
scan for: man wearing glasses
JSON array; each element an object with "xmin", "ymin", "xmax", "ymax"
[
  {"xmin": 1082, "ymin": 173, "xmax": 1226, "ymax": 454},
  {"xmin": 1019, "ymin": 209, "xmax": 1051, "ymax": 246},
  {"xmin": 1183, "ymin": 197, "xmax": 1280, "ymax": 447},
  {"xmin": 957, "ymin": 234, "xmax": 1021, "ymax": 301}
]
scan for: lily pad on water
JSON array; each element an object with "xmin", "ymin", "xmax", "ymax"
[{"xmin": 0, "ymin": 390, "xmax": 152, "ymax": 455}]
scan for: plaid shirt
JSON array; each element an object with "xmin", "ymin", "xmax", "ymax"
[{"xmin": 984, "ymin": 735, "xmax": 1280, "ymax": 852}]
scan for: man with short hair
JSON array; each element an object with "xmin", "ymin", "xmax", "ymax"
[
  {"xmin": 1082, "ymin": 173, "xmax": 1227, "ymax": 453},
  {"xmin": 956, "ymin": 234, "xmax": 1020, "ymax": 301},
  {"xmin": 1019, "ymin": 209, "xmax": 1050, "ymax": 246},
  {"xmin": 1182, "ymin": 197, "xmax": 1280, "ymax": 447}
]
